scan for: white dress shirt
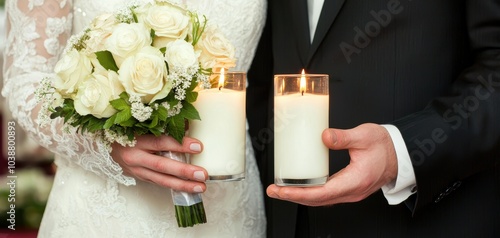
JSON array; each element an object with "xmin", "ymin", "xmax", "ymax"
[{"xmin": 307, "ymin": 0, "xmax": 417, "ymax": 204}]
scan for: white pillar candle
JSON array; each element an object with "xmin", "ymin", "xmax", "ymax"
[
  {"xmin": 274, "ymin": 72, "xmax": 329, "ymax": 186},
  {"xmin": 189, "ymin": 71, "xmax": 246, "ymax": 181}
]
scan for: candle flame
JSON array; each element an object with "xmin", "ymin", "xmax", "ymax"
[
  {"xmin": 218, "ymin": 68, "xmax": 225, "ymax": 90},
  {"xmin": 300, "ymin": 69, "xmax": 306, "ymax": 96}
]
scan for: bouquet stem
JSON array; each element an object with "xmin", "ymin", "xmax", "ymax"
[
  {"xmin": 175, "ymin": 200, "xmax": 207, "ymax": 227},
  {"xmin": 159, "ymin": 151, "xmax": 207, "ymax": 228}
]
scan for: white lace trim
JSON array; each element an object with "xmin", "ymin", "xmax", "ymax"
[{"xmin": 2, "ymin": 0, "xmax": 135, "ymax": 186}]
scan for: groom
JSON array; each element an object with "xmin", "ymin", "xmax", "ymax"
[{"xmin": 247, "ymin": 0, "xmax": 500, "ymax": 237}]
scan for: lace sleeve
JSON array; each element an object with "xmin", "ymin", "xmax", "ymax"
[{"xmin": 2, "ymin": 0, "xmax": 135, "ymax": 186}]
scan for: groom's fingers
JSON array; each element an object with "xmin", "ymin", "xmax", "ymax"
[
  {"xmin": 266, "ymin": 185, "xmax": 331, "ymax": 206},
  {"xmin": 267, "ymin": 167, "xmax": 370, "ymax": 206},
  {"xmin": 322, "ymin": 128, "xmax": 357, "ymax": 150},
  {"xmin": 322, "ymin": 124, "xmax": 376, "ymax": 150}
]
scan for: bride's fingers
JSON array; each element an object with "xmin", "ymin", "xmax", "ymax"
[
  {"xmin": 126, "ymin": 150, "xmax": 208, "ymax": 182},
  {"xmin": 135, "ymin": 134, "xmax": 203, "ymax": 154},
  {"xmin": 130, "ymin": 166, "xmax": 206, "ymax": 193},
  {"xmin": 112, "ymin": 141, "xmax": 208, "ymax": 183}
]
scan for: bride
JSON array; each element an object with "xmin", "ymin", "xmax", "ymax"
[{"xmin": 2, "ymin": 0, "xmax": 266, "ymax": 237}]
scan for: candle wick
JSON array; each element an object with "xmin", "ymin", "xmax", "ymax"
[
  {"xmin": 219, "ymin": 86, "xmax": 222, "ymax": 91},
  {"xmin": 301, "ymin": 90, "xmax": 304, "ymax": 96}
]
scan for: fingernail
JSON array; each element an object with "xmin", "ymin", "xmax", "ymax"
[
  {"xmin": 193, "ymin": 171, "xmax": 206, "ymax": 181},
  {"xmin": 193, "ymin": 185, "xmax": 203, "ymax": 193},
  {"xmin": 189, "ymin": 143, "xmax": 202, "ymax": 152},
  {"xmin": 329, "ymin": 130, "xmax": 338, "ymax": 145}
]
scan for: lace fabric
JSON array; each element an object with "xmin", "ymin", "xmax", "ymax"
[
  {"xmin": 3, "ymin": 0, "xmax": 136, "ymax": 186},
  {"xmin": 2, "ymin": 0, "xmax": 267, "ymax": 237}
]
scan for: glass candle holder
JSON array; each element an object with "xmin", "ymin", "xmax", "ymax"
[
  {"xmin": 274, "ymin": 73, "xmax": 329, "ymax": 186},
  {"xmin": 189, "ymin": 71, "xmax": 246, "ymax": 181}
]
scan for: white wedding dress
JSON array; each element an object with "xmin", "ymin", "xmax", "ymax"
[{"xmin": 2, "ymin": 0, "xmax": 266, "ymax": 237}]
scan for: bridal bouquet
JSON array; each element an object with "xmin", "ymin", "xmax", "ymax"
[{"xmin": 36, "ymin": 0, "xmax": 236, "ymax": 227}]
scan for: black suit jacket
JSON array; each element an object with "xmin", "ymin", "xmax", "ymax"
[{"xmin": 247, "ymin": 0, "xmax": 500, "ymax": 237}]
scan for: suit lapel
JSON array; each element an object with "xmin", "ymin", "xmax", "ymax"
[
  {"xmin": 306, "ymin": 0, "xmax": 346, "ymax": 66},
  {"xmin": 290, "ymin": 0, "xmax": 310, "ymax": 67}
]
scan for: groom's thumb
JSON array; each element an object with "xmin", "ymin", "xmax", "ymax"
[{"xmin": 322, "ymin": 128, "xmax": 355, "ymax": 150}]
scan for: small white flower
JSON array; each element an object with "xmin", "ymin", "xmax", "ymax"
[
  {"xmin": 167, "ymin": 101, "xmax": 183, "ymax": 117},
  {"xmin": 131, "ymin": 102, "xmax": 153, "ymax": 122},
  {"xmin": 197, "ymin": 73, "xmax": 211, "ymax": 89},
  {"xmin": 105, "ymin": 129, "xmax": 137, "ymax": 147},
  {"xmin": 128, "ymin": 94, "xmax": 142, "ymax": 104},
  {"xmin": 161, "ymin": 101, "xmax": 171, "ymax": 111},
  {"xmin": 51, "ymin": 92, "xmax": 64, "ymax": 108}
]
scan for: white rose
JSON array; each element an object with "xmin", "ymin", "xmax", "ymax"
[
  {"xmin": 74, "ymin": 70, "xmax": 124, "ymax": 118},
  {"xmin": 141, "ymin": 4, "xmax": 190, "ymax": 48},
  {"xmin": 164, "ymin": 39, "xmax": 199, "ymax": 69},
  {"xmin": 118, "ymin": 46, "xmax": 172, "ymax": 103},
  {"xmin": 53, "ymin": 48, "xmax": 93, "ymax": 97},
  {"xmin": 86, "ymin": 13, "xmax": 117, "ymax": 52},
  {"xmin": 133, "ymin": 3, "xmax": 152, "ymax": 23},
  {"xmin": 196, "ymin": 25, "xmax": 236, "ymax": 70},
  {"xmin": 90, "ymin": 13, "xmax": 117, "ymax": 32},
  {"xmin": 105, "ymin": 23, "xmax": 152, "ymax": 67},
  {"xmin": 88, "ymin": 53, "xmax": 106, "ymax": 72}
]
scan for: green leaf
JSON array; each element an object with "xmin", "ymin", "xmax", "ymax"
[
  {"xmin": 157, "ymin": 106, "xmax": 168, "ymax": 121},
  {"xmin": 147, "ymin": 115, "xmax": 159, "ymax": 128},
  {"xmin": 133, "ymin": 127, "xmax": 148, "ymax": 136},
  {"xmin": 104, "ymin": 114, "xmax": 117, "ymax": 129},
  {"xmin": 167, "ymin": 115, "xmax": 186, "ymax": 143},
  {"xmin": 115, "ymin": 108, "xmax": 132, "ymax": 124},
  {"xmin": 95, "ymin": 51, "xmax": 119, "ymax": 72},
  {"xmin": 119, "ymin": 117, "xmax": 136, "ymax": 127},
  {"xmin": 119, "ymin": 91, "xmax": 130, "ymax": 102},
  {"xmin": 50, "ymin": 108, "xmax": 62, "ymax": 119},
  {"xmin": 159, "ymin": 47, "xmax": 166, "ymax": 54},
  {"xmin": 150, "ymin": 29, "xmax": 156, "ymax": 41},
  {"xmin": 149, "ymin": 127, "xmax": 163, "ymax": 137},
  {"xmin": 87, "ymin": 117, "xmax": 105, "ymax": 132},
  {"xmin": 185, "ymin": 91, "xmax": 198, "ymax": 103},
  {"xmin": 180, "ymin": 102, "xmax": 201, "ymax": 121},
  {"xmin": 110, "ymin": 98, "xmax": 130, "ymax": 111},
  {"xmin": 132, "ymin": 10, "xmax": 138, "ymax": 23},
  {"xmin": 126, "ymin": 128, "xmax": 135, "ymax": 141},
  {"xmin": 187, "ymin": 78, "xmax": 199, "ymax": 91}
]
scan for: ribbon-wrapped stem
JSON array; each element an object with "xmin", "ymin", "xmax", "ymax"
[{"xmin": 159, "ymin": 151, "xmax": 207, "ymax": 227}]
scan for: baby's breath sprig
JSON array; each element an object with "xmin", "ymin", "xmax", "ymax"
[{"xmin": 67, "ymin": 29, "xmax": 90, "ymax": 52}]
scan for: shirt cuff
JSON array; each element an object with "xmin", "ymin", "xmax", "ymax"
[{"xmin": 380, "ymin": 124, "xmax": 417, "ymax": 205}]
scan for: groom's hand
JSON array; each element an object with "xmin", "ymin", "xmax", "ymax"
[{"xmin": 267, "ymin": 123, "xmax": 398, "ymax": 206}]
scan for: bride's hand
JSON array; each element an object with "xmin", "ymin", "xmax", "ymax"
[{"xmin": 111, "ymin": 134, "xmax": 208, "ymax": 193}]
